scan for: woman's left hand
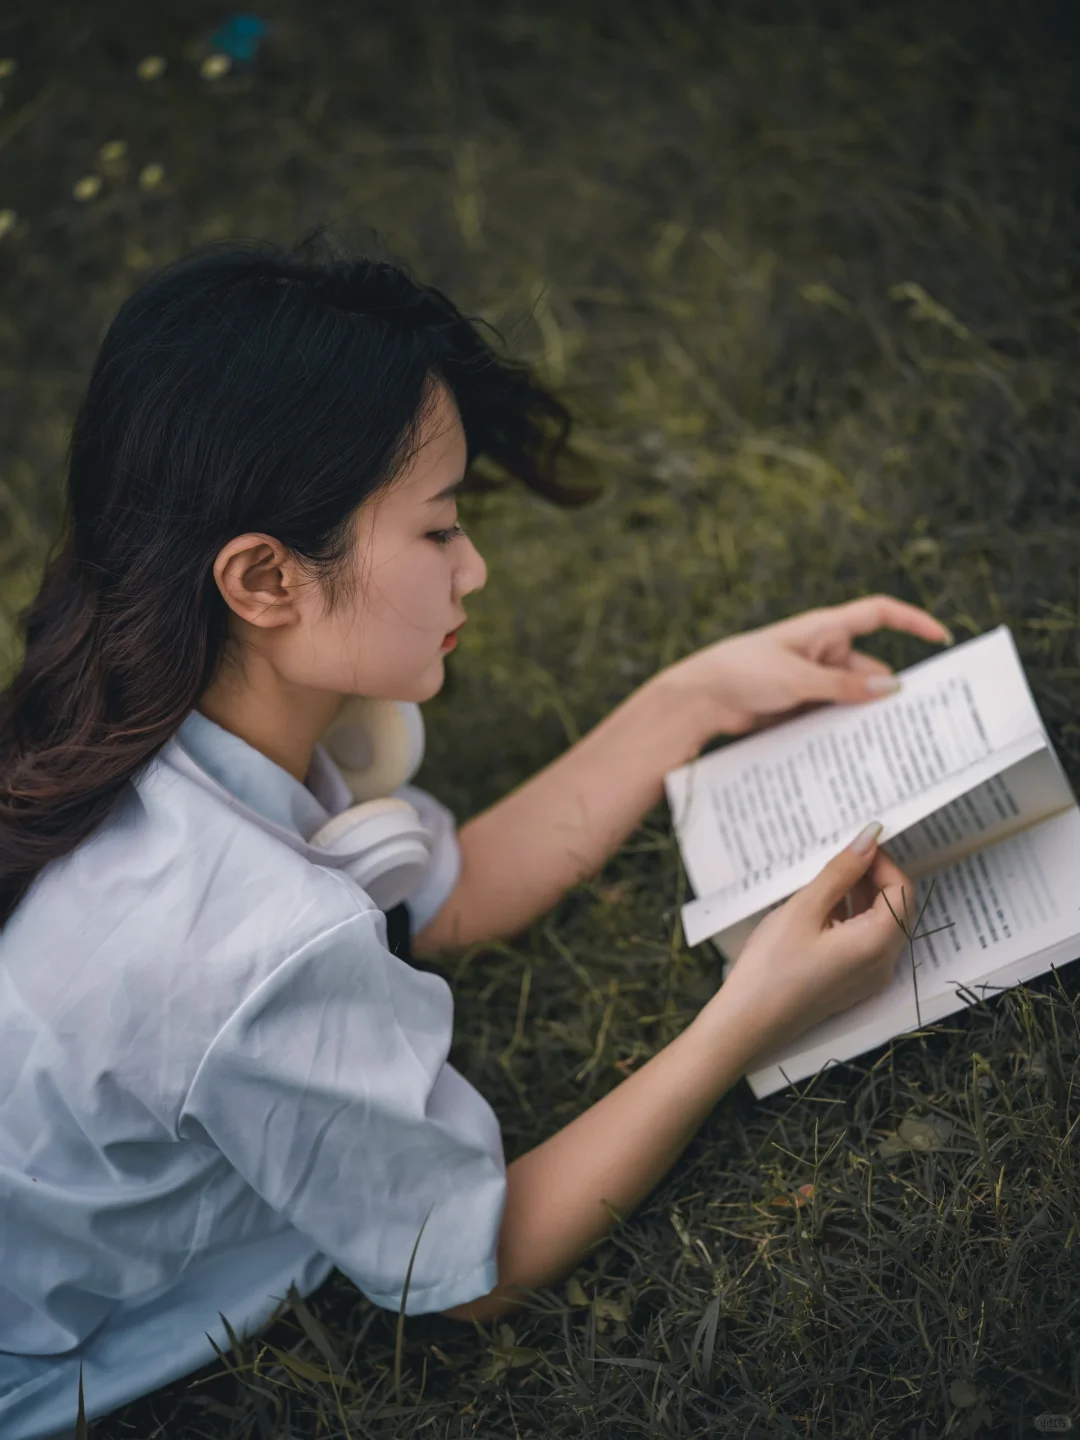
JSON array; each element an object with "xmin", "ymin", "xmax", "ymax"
[{"xmin": 658, "ymin": 594, "xmax": 954, "ymax": 743}]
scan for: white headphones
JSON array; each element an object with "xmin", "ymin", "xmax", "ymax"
[{"xmin": 165, "ymin": 696, "xmax": 435, "ymax": 911}]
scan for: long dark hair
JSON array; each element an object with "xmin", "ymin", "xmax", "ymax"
[{"xmin": 0, "ymin": 226, "xmax": 601, "ymax": 929}]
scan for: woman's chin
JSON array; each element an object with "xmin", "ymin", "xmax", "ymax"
[{"xmin": 415, "ymin": 653, "xmax": 451, "ymax": 696}]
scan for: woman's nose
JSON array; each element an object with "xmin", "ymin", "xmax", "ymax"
[{"xmin": 462, "ymin": 539, "xmax": 487, "ymax": 592}]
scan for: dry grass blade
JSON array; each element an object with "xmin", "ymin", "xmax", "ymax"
[
  {"xmin": 393, "ymin": 1206, "xmax": 434, "ymax": 1408},
  {"xmin": 74, "ymin": 1364, "xmax": 87, "ymax": 1440},
  {"xmin": 284, "ymin": 1283, "xmax": 346, "ymax": 1380}
]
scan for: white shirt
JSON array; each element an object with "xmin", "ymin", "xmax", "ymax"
[{"xmin": 0, "ymin": 710, "xmax": 507, "ymax": 1440}]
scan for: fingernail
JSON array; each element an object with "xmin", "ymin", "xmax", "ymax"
[
  {"xmin": 850, "ymin": 820, "xmax": 883, "ymax": 854},
  {"xmin": 939, "ymin": 624, "xmax": 956, "ymax": 646},
  {"xmin": 865, "ymin": 675, "xmax": 901, "ymax": 695}
]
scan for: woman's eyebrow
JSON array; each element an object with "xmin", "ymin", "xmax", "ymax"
[{"xmin": 426, "ymin": 477, "xmax": 465, "ymax": 504}]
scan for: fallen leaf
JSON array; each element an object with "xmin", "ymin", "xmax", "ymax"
[
  {"xmin": 949, "ymin": 1379, "xmax": 981, "ymax": 1407},
  {"xmin": 482, "ymin": 1342, "xmax": 543, "ymax": 1381},
  {"xmin": 876, "ymin": 1116, "xmax": 953, "ymax": 1157},
  {"xmin": 597, "ymin": 882, "xmax": 631, "ymax": 905},
  {"xmin": 898, "ymin": 1116, "xmax": 953, "ymax": 1150},
  {"xmin": 769, "ymin": 1183, "xmax": 815, "ymax": 1208},
  {"xmin": 565, "ymin": 1277, "xmax": 589, "ymax": 1307}
]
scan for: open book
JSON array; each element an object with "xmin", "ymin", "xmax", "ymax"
[{"xmin": 664, "ymin": 625, "xmax": 1080, "ymax": 1099}]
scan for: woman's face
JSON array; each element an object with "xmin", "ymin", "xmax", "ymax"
[
  {"xmin": 213, "ymin": 380, "xmax": 488, "ymax": 706},
  {"xmin": 315, "ymin": 380, "xmax": 488, "ymax": 702}
]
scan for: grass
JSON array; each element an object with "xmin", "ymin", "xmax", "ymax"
[{"xmin": 2, "ymin": 0, "xmax": 1079, "ymax": 1434}]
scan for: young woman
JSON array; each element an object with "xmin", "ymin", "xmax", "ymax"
[{"xmin": 0, "ymin": 230, "xmax": 948, "ymax": 1439}]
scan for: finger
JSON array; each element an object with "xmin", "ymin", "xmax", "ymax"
[
  {"xmin": 846, "ymin": 872, "xmax": 877, "ymax": 916},
  {"xmin": 825, "ymin": 871, "xmax": 876, "ymax": 929},
  {"xmin": 826, "ymin": 897, "xmax": 849, "ymax": 927},
  {"xmin": 782, "ymin": 653, "xmax": 891, "ymax": 707},
  {"xmin": 866, "ymin": 868, "xmax": 917, "ymax": 931},
  {"xmin": 835, "ymin": 594, "xmax": 953, "ymax": 647},
  {"xmin": 798, "ymin": 824, "xmax": 883, "ymax": 923},
  {"xmin": 746, "ymin": 699, "xmax": 828, "ymax": 734},
  {"xmin": 843, "ymin": 650, "xmax": 894, "ymax": 677},
  {"xmin": 866, "ymin": 846, "xmax": 913, "ymax": 895},
  {"xmin": 869, "ymin": 879, "xmax": 917, "ymax": 934},
  {"xmin": 860, "ymin": 848, "xmax": 914, "ymax": 906},
  {"xmin": 825, "ymin": 884, "xmax": 912, "ymax": 963}
]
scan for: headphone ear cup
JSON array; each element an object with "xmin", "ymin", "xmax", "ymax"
[
  {"xmin": 309, "ymin": 797, "xmax": 434, "ymax": 910},
  {"xmin": 321, "ymin": 698, "xmax": 426, "ymax": 801}
]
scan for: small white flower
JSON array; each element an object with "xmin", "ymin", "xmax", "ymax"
[
  {"xmin": 200, "ymin": 53, "xmax": 232, "ymax": 80},
  {"xmin": 73, "ymin": 175, "xmax": 102, "ymax": 201},
  {"xmin": 0, "ymin": 209, "xmax": 17, "ymax": 239},
  {"xmin": 0, "ymin": 59, "xmax": 17, "ymax": 80},
  {"xmin": 138, "ymin": 163, "xmax": 165, "ymax": 190},
  {"xmin": 137, "ymin": 55, "xmax": 167, "ymax": 80},
  {"xmin": 98, "ymin": 139, "xmax": 128, "ymax": 164}
]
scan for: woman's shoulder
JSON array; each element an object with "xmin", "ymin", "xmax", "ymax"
[{"xmin": 0, "ymin": 747, "xmax": 385, "ymax": 1111}]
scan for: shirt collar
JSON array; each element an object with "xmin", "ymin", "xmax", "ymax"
[{"xmin": 174, "ymin": 709, "xmax": 356, "ymax": 841}]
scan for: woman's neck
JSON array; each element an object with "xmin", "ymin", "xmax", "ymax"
[{"xmin": 197, "ymin": 661, "xmax": 345, "ymax": 784}]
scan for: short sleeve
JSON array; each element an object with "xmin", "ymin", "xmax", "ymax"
[
  {"xmin": 179, "ymin": 906, "xmax": 506, "ymax": 1315},
  {"xmin": 392, "ymin": 783, "xmax": 463, "ymax": 936}
]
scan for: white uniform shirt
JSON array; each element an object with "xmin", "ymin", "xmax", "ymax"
[{"xmin": 0, "ymin": 709, "xmax": 507, "ymax": 1440}]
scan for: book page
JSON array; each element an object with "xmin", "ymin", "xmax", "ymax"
[
  {"xmin": 666, "ymin": 625, "xmax": 1041, "ymax": 902},
  {"xmin": 681, "ymin": 729, "xmax": 1049, "ymax": 946},
  {"xmin": 738, "ymin": 806, "xmax": 1080, "ymax": 1099},
  {"xmin": 670, "ymin": 627, "xmax": 1068, "ymax": 946},
  {"xmin": 707, "ymin": 746, "xmax": 1076, "ymax": 969},
  {"xmin": 885, "ymin": 745, "xmax": 1076, "ymax": 877}
]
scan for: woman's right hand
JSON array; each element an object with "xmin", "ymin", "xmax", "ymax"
[
  {"xmin": 448, "ymin": 820, "xmax": 916, "ymax": 1325},
  {"xmin": 720, "ymin": 822, "xmax": 917, "ymax": 1058}
]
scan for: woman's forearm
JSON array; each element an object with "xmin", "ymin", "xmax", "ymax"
[
  {"xmin": 413, "ymin": 675, "xmax": 710, "ymax": 958},
  {"xmin": 441, "ymin": 978, "xmax": 771, "ymax": 1323}
]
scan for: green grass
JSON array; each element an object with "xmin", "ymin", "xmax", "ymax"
[{"xmin": 2, "ymin": 0, "xmax": 1079, "ymax": 1434}]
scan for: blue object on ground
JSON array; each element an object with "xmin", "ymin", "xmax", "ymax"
[{"xmin": 207, "ymin": 13, "xmax": 270, "ymax": 63}]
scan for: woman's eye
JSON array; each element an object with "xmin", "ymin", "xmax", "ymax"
[{"xmin": 428, "ymin": 523, "xmax": 466, "ymax": 547}]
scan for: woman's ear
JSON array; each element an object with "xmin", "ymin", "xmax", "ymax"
[{"xmin": 212, "ymin": 533, "xmax": 303, "ymax": 629}]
